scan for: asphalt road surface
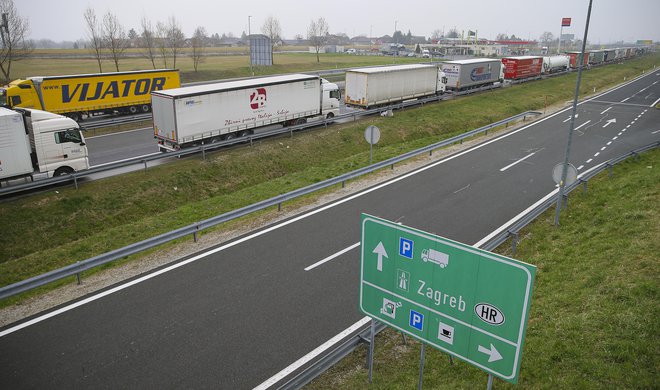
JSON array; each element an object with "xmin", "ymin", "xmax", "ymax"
[{"xmin": 1, "ymin": 70, "xmax": 658, "ymax": 389}]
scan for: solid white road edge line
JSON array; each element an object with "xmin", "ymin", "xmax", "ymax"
[
  {"xmin": 499, "ymin": 152, "xmax": 537, "ymax": 172},
  {"xmin": 1, "ymin": 70, "xmax": 650, "ymax": 339},
  {"xmin": 651, "ymin": 97, "xmax": 660, "ymax": 107},
  {"xmin": 252, "ymin": 316, "xmax": 372, "ymax": 390},
  {"xmin": 305, "ymin": 242, "xmax": 360, "ymax": 271}
]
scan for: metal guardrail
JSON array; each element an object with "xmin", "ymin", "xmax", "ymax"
[
  {"xmin": 0, "ymin": 88, "xmax": 497, "ymax": 197},
  {"xmin": 0, "ymin": 110, "xmax": 541, "ymax": 299},
  {"xmin": 81, "ymin": 113, "xmax": 152, "ymax": 130},
  {"xmin": 480, "ymin": 141, "xmax": 660, "ymax": 252},
  {"xmin": 269, "ymin": 140, "xmax": 660, "ymax": 389}
]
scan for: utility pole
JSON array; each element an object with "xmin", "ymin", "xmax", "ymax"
[{"xmin": 394, "ymin": 20, "xmax": 398, "ymax": 63}]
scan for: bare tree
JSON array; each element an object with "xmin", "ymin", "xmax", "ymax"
[
  {"xmin": 261, "ymin": 16, "xmax": 281, "ymax": 64},
  {"xmin": 156, "ymin": 21, "xmax": 168, "ymax": 68},
  {"xmin": 164, "ymin": 16, "xmax": 185, "ymax": 69},
  {"xmin": 190, "ymin": 26, "xmax": 207, "ymax": 72},
  {"xmin": 431, "ymin": 29, "xmax": 442, "ymax": 41},
  {"xmin": 307, "ymin": 17, "xmax": 329, "ymax": 63},
  {"xmin": 84, "ymin": 6, "xmax": 104, "ymax": 73},
  {"xmin": 139, "ymin": 16, "xmax": 157, "ymax": 69},
  {"xmin": 0, "ymin": 0, "xmax": 33, "ymax": 82},
  {"xmin": 540, "ymin": 31, "xmax": 555, "ymax": 46},
  {"xmin": 103, "ymin": 11, "xmax": 128, "ymax": 72}
]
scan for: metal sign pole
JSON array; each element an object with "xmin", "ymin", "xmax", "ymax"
[
  {"xmin": 370, "ymin": 129, "xmax": 374, "ymax": 165},
  {"xmin": 487, "ymin": 374, "xmax": 493, "ymax": 390},
  {"xmin": 368, "ymin": 318, "xmax": 376, "ymax": 383},
  {"xmin": 554, "ymin": 0, "xmax": 593, "ymax": 226},
  {"xmin": 417, "ymin": 343, "xmax": 426, "ymax": 390}
]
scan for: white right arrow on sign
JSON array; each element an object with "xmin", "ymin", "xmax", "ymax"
[{"xmin": 478, "ymin": 343, "xmax": 503, "ymax": 363}]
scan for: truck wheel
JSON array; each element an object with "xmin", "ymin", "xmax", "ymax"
[
  {"xmin": 238, "ymin": 130, "xmax": 250, "ymax": 137},
  {"xmin": 224, "ymin": 133, "xmax": 236, "ymax": 140},
  {"xmin": 326, "ymin": 112, "xmax": 335, "ymax": 119},
  {"xmin": 54, "ymin": 167, "xmax": 74, "ymax": 176},
  {"xmin": 295, "ymin": 118, "xmax": 307, "ymax": 125},
  {"xmin": 128, "ymin": 106, "xmax": 138, "ymax": 114},
  {"xmin": 141, "ymin": 104, "xmax": 151, "ymax": 113}
]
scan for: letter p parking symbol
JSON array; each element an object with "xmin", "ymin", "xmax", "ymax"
[
  {"xmin": 409, "ymin": 310, "xmax": 424, "ymax": 331},
  {"xmin": 399, "ymin": 237, "xmax": 414, "ymax": 259}
]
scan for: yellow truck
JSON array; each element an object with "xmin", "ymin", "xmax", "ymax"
[{"xmin": 0, "ymin": 69, "xmax": 180, "ymax": 122}]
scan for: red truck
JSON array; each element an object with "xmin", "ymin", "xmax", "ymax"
[{"xmin": 501, "ymin": 56, "xmax": 543, "ymax": 80}]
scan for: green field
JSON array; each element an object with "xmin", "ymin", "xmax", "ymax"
[
  {"xmin": 305, "ymin": 148, "xmax": 659, "ymax": 389},
  {"xmin": 0, "ymin": 54, "xmax": 658, "ymax": 306},
  {"xmin": 9, "ymin": 51, "xmax": 421, "ymax": 83}
]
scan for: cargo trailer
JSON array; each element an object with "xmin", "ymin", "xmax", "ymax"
[
  {"xmin": 344, "ymin": 64, "xmax": 446, "ymax": 109},
  {"xmin": 152, "ymin": 74, "xmax": 340, "ymax": 151},
  {"xmin": 567, "ymin": 52, "xmax": 590, "ymax": 68},
  {"xmin": 440, "ymin": 59, "xmax": 502, "ymax": 91},
  {"xmin": 0, "ymin": 69, "xmax": 181, "ymax": 122},
  {"xmin": 588, "ymin": 50, "xmax": 605, "ymax": 65},
  {"xmin": 501, "ymin": 56, "xmax": 543, "ymax": 80},
  {"xmin": 542, "ymin": 55, "xmax": 570, "ymax": 74}
]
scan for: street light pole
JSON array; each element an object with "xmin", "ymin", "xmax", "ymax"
[
  {"xmin": 554, "ymin": 0, "xmax": 594, "ymax": 226},
  {"xmin": 394, "ymin": 20, "xmax": 398, "ymax": 63},
  {"xmin": 248, "ymin": 15, "xmax": 253, "ymax": 75}
]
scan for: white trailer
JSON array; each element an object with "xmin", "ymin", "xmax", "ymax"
[
  {"xmin": 344, "ymin": 64, "xmax": 446, "ymax": 109},
  {"xmin": 0, "ymin": 107, "xmax": 89, "ymax": 184},
  {"xmin": 152, "ymin": 74, "xmax": 340, "ymax": 151},
  {"xmin": 440, "ymin": 59, "xmax": 502, "ymax": 91},
  {"xmin": 542, "ymin": 55, "xmax": 570, "ymax": 74}
]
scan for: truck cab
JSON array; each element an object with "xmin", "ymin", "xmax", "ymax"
[
  {"xmin": 21, "ymin": 109, "xmax": 89, "ymax": 177},
  {"xmin": 0, "ymin": 79, "xmax": 41, "ymax": 110},
  {"xmin": 437, "ymin": 70, "xmax": 448, "ymax": 94},
  {"xmin": 321, "ymin": 79, "xmax": 341, "ymax": 119}
]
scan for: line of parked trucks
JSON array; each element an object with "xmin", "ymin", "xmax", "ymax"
[{"xmin": 0, "ymin": 46, "xmax": 648, "ymax": 184}]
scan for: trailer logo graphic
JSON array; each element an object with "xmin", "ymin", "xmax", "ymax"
[
  {"xmin": 470, "ymin": 67, "xmax": 492, "ymax": 82},
  {"xmin": 249, "ymin": 88, "xmax": 267, "ymax": 109},
  {"xmin": 60, "ymin": 77, "xmax": 167, "ymax": 103}
]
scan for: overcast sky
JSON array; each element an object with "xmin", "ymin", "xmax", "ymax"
[{"xmin": 17, "ymin": 0, "xmax": 660, "ymax": 44}]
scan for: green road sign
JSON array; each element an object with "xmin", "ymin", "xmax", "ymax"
[{"xmin": 359, "ymin": 214, "xmax": 536, "ymax": 383}]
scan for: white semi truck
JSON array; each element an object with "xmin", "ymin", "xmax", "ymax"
[
  {"xmin": 151, "ymin": 74, "xmax": 341, "ymax": 151},
  {"xmin": 0, "ymin": 107, "xmax": 89, "ymax": 185},
  {"xmin": 344, "ymin": 64, "xmax": 447, "ymax": 109}
]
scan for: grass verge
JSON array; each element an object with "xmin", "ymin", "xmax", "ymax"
[
  {"xmin": 305, "ymin": 148, "xmax": 659, "ymax": 389},
  {"xmin": 1, "ymin": 54, "xmax": 658, "ymax": 302}
]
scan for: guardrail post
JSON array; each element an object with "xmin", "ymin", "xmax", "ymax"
[
  {"xmin": 76, "ymin": 261, "xmax": 82, "ymax": 285},
  {"xmin": 632, "ymin": 151, "xmax": 639, "ymax": 161},
  {"xmin": 391, "ymin": 164, "xmax": 394, "ymax": 170},
  {"xmin": 510, "ymin": 231, "xmax": 519, "ymax": 255},
  {"xmin": 607, "ymin": 163, "xmax": 613, "ymax": 177},
  {"xmin": 201, "ymin": 146, "xmax": 206, "ymax": 160},
  {"xmin": 563, "ymin": 194, "xmax": 568, "ymax": 209},
  {"xmin": 278, "ymin": 203, "xmax": 282, "ymax": 212},
  {"xmin": 429, "ymin": 149, "xmax": 433, "ymax": 156},
  {"xmin": 73, "ymin": 173, "xmax": 79, "ymax": 189},
  {"xmin": 143, "ymin": 160, "xmax": 148, "ymax": 172},
  {"xmin": 581, "ymin": 179, "xmax": 588, "ymax": 193},
  {"xmin": 342, "ymin": 180, "xmax": 345, "ymax": 188}
]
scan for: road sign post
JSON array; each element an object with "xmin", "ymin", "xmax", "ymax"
[{"xmin": 359, "ymin": 214, "xmax": 536, "ymax": 383}]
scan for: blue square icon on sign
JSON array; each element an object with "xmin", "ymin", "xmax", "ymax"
[
  {"xmin": 409, "ymin": 310, "xmax": 424, "ymax": 331},
  {"xmin": 399, "ymin": 238, "xmax": 414, "ymax": 259}
]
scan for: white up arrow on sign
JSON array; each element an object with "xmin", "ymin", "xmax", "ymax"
[
  {"xmin": 372, "ymin": 242, "xmax": 388, "ymax": 271},
  {"xmin": 602, "ymin": 118, "xmax": 617, "ymax": 128},
  {"xmin": 478, "ymin": 344, "xmax": 503, "ymax": 363}
]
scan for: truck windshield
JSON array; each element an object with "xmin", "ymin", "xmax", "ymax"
[{"xmin": 55, "ymin": 129, "xmax": 83, "ymax": 144}]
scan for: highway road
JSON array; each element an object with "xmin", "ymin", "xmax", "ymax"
[{"xmin": 1, "ymin": 70, "xmax": 658, "ymax": 389}]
